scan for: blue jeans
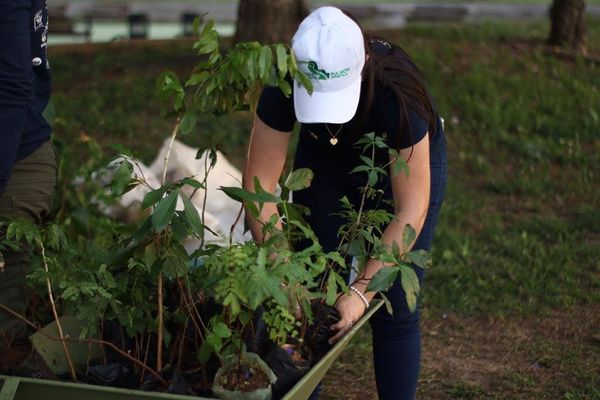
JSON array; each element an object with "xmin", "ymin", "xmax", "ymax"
[{"xmin": 294, "ymin": 131, "xmax": 448, "ymax": 400}]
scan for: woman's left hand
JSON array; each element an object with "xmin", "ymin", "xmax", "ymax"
[{"xmin": 329, "ymin": 291, "xmax": 367, "ymax": 344}]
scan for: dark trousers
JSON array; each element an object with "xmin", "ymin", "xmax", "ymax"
[
  {"xmin": 294, "ymin": 134, "xmax": 447, "ymax": 400},
  {"xmin": 0, "ymin": 141, "xmax": 57, "ymax": 343}
]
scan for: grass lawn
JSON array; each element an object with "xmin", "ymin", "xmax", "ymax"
[{"xmin": 48, "ymin": 17, "xmax": 599, "ymax": 399}]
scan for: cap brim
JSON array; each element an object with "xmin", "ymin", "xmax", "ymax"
[{"xmin": 293, "ymin": 77, "xmax": 361, "ymax": 124}]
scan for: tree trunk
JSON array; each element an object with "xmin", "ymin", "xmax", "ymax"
[
  {"xmin": 234, "ymin": 0, "xmax": 309, "ymax": 44},
  {"xmin": 549, "ymin": 0, "xmax": 587, "ymax": 54}
]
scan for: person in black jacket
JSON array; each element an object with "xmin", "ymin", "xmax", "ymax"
[{"xmin": 0, "ymin": 0, "xmax": 56, "ymax": 349}]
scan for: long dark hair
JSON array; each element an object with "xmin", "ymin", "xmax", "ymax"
[{"xmin": 344, "ymin": 11, "xmax": 438, "ymax": 150}]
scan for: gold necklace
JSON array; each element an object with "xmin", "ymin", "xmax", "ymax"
[{"xmin": 325, "ymin": 123, "xmax": 344, "ymax": 146}]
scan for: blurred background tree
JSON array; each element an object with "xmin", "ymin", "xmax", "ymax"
[
  {"xmin": 234, "ymin": 0, "xmax": 309, "ymax": 44},
  {"xmin": 549, "ymin": 0, "xmax": 587, "ymax": 53}
]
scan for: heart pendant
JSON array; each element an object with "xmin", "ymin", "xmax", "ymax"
[{"xmin": 329, "ymin": 138, "xmax": 338, "ymax": 146}]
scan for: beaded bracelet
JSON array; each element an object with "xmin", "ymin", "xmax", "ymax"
[{"xmin": 349, "ymin": 285, "xmax": 370, "ymax": 309}]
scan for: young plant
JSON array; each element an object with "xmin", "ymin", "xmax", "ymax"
[
  {"xmin": 332, "ymin": 132, "xmax": 432, "ymax": 313},
  {"xmin": 1, "ymin": 19, "xmax": 314, "ymax": 385}
]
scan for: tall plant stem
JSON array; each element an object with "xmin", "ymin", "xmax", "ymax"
[
  {"xmin": 282, "ymin": 202, "xmax": 292, "ymax": 244},
  {"xmin": 230, "ymin": 204, "xmax": 244, "ymax": 245},
  {"xmin": 156, "ymin": 116, "xmax": 182, "ymax": 373},
  {"xmin": 199, "ymin": 152, "xmax": 212, "ymax": 248},
  {"xmin": 161, "ymin": 116, "xmax": 182, "ymax": 186},
  {"xmin": 175, "ymin": 276, "xmax": 206, "ymax": 340},
  {"xmin": 38, "ymin": 239, "xmax": 77, "ymax": 381},
  {"xmin": 157, "ymin": 273, "xmax": 164, "ymax": 372}
]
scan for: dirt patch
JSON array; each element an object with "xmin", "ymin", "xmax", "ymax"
[
  {"xmin": 320, "ymin": 304, "xmax": 599, "ymax": 399},
  {"xmin": 218, "ymin": 362, "xmax": 271, "ymax": 392}
]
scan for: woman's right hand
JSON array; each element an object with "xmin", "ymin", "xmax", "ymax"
[{"xmin": 329, "ymin": 290, "xmax": 367, "ymax": 344}]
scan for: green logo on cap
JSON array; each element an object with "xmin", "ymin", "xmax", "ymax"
[{"xmin": 300, "ymin": 61, "xmax": 350, "ymax": 81}]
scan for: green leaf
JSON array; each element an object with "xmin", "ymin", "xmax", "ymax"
[
  {"xmin": 156, "ymin": 71, "xmax": 185, "ymax": 111},
  {"xmin": 367, "ymin": 266, "xmax": 400, "ymax": 292},
  {"xmin": 258, "ymin": 45, "xmax": 272, "ymax": 81},
  {"xmin": 367, "ymin": 170, "xmax": 378, "ymax": 187},
  {"xmin": 143, "ymin": 243, "xmax": 157, "ymax": 269},
  {"xmin": 246, "ymin": 50, "xmax": 257, "ymax": 80},
  {"xmin": 288, "ymin": 51, "xmax": 298, "ymax": 73},
  {"xmin": 391, "ymin": 241, "xmax": 401, "ymax": 259},
  {"xmin": 335, "ymin": 272, "xmax": 348, "ymax": 293},
  {"xmin": 406, "ymin": 249, "xmax": 432, "ymax": 269},
  {"xmin": 400, "ymin": 265, "xmax": 420, "ymax": 313},
  {"xmin": 374, "ymin": 249, "xmax": 396, "ymax": 264},
  {"xmin": 235, "ymin": 41, "xmax": 261, "ymax": 51},
  {"xmin": 171, "ymin": 213, "xmax": 189, "ymax": 242},
  {"xmin": 181, "ymin": 193, "xmax": 203, "ymax": 237},
  {"xmin": 359, "ymin": 155, "xmax": 374, "ymax": 168},
  {"xmin": 142, "ymin": 186, "xmax": 167, "ymax": 209},
  {"xmin": 402, "ymin": 224, "xmax": 417, "ymax": 252},
  {"xmin": 180, "ymin": 112, "xmax": 197, "ymax": 135},
  {"xmin": 199, "ymin": 20, "xmax": 216, "ymax": 40},
  {"xmin": 373, "ymin": 136, "xmax": 387, "ymax": 148},
  {"xmin": 163, "ymin": 254, "xmax": 187, "ymax": 279},
  {"xmin": 293, "ymin": 70, "xmax": 313, "ymax": 95},
  {"xmin": 277, "ymin": 78, "xmax": 292, "ymax": 97},
  {"xmin": 185, "ymin": 71, "xmax": 210, "ymax": 87},
  {"xmin": 284, "ymin": 168, "xmax": 314, "ymax": 191},
  {"xmin": 288, "ymin": 220, "xmax": 319, "ymax": 243},
  {"xmin": 275, "ymin": 44, "xmax": 288, "ymax": 78},
  {"xmin": 206, "ymin": 333, "xmax": 222, "ymax": 354},
  {"xmin": 350, "ymin": 165, "xmax": 370, "ymax": 174},
  {"xmin": 44, "ymin": 224, "xmax": 66, "ymax": 250},
  {"xmin": 220, "ymin": 186, "xmax": 280, "ymax": 204},
  {"xmin": 391, "ymin": 153, "xmax": 409, "ymax": 178},
  {"xmin": 163, "ymin": 329, "xmax": 172, "ymax": 347},
  {"xmin": 151, "ymin": 190, "xmax": 178, "ymax": 232},
  {"xmin": 223, "ymin": 292, "xmax": 241, "ymax": 316},
  {"xmin": 197, "ymin": 341, "xmax": 212, "ymax": 364},
  {"xmin": 180, "ymin": 177, "xmax": 204, "ymax": 189},
  {"xmin": 245, "ymin": 201, "xmax": 260, "ymax": 219},
  {"xmin": 192, "ymin": 16, "xmax": 201, "ymax": 34},
  {"xmin": 213, "ymin": 322, "xmax": 232, "ymax": 338},
  {"xmin": 326, "ymin": 252, "xmax": 346, "ymax": 268},
  {"xmin": 326, "ymin": 272, "xmax": 338, "ymax": 306},
  {"xmin": 111, "ymin": 160, "xmax": 134, "ymax": 196},
  {"xmin": 355, "ymin": 135, "xmax": 372, "ymax": 146},
  {"xmin": 194, "ymin": 22, "xmax": 219, "ymax": 55},
  {"xmin": 380, "ymin": 291, "xmax": 394, "ymax": 315}
]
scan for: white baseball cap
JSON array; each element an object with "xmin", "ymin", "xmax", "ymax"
[{"xmin": 292, "ymin": 7, "xmax": 366, "ymax": 124}]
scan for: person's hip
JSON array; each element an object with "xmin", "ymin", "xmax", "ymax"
[{"xmin": 0, "ymin": 140, "xmax": 57, "ymax": 222}]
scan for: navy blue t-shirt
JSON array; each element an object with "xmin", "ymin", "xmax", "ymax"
[{"xmin": 0, "ymin": 0, "xmax": 52, "ymax": 194}]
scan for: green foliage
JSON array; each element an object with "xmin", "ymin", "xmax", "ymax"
[
  {"xmin": 198, "ymin": 315, "xmax": 233, "ymax": 364},
  {"xmin": 262, "ymin": 303, "xmax": 301, "ymax": 347},
  {"xmin": 335, "ymin": 132, "xmax": 428, "ymax": 311},
  {"xmin": 0, "ymin": 17, "xmax": 435, "ymax": 379},
  {"xmin": 164, "ymin": 20, "xmax": 311, "ymax": 120}
]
